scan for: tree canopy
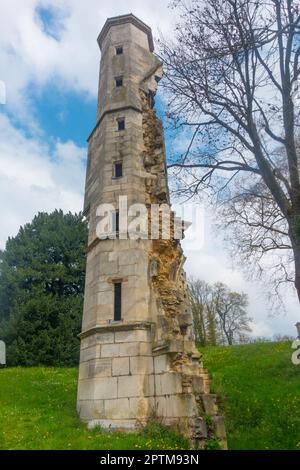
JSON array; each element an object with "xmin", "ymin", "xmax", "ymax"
[{"xmin": 0, "ymin": 210, "xmax": 87, "ymax": 366}]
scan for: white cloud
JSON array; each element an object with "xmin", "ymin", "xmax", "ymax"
[
  {"xmin": 0, "ymin": 112, "xmax": 85, "ymax": 247},
  {"xmin": 0, "ymin": 0, "xmax": 174, "ymax": 120},
  {"xmin": 0, "ymin": 0, "xmax": 298, "ymax": 339}
]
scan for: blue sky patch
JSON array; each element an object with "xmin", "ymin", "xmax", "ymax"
[
  {"xmin": 35, "ymin": 4, "xmax": 68, "ymax": 41},
  {"xmin": 26, "ymin": 79, "xmax": 97, "ymax": 149}
]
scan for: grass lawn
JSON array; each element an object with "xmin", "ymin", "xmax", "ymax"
[
  {"xmin": 201, "ymin": 341, "xmax": 300, "ymax": 450},
  {"xmin": 0, "ymin": 367, "xmax": 188, "ymax": 450},
  {"xmin": 1, "ymin": 341, "xmax": 299, "ymax": 450}
]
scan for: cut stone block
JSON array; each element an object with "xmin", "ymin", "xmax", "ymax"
[
  {"xmin": 130, "ymin": 356, "xmax": 154, "ymax": 375},
  {"xmin": 78, "ymin": 399, "xmax": 105, "ymax": 421},
  {"xmin": 94, "ymin": 377, "xmax": 118, "ymax": 399},
  {"xmin": 154, "ymin": 354, "xmax": 170, "ymax": 374},
  {"xmin": 101, "ymin": 343, "xmax": 120, "ymax": 357},
  {"xmin": 89, "ymin": 358, "xmax": 112, "ymax": 378},
  {"xmin": 112, "ymin": 357, "xmax": 130, "ymax": 376},
  {"xmin": 115, "ymin": 329, "xmax": 150, "ymax": 343},
  {"xmin": 118, "ymin": 374, "xmax": 153, "ymax": 398},
  {"xmin": 202, "ymin": 394, "xmax": 218, "ymax": 416},
  {"xmin": 80, "ymin": 345, "xmax": 100, "ymax": 363},
  {"xmin": 155, "ymin": 372, "xmax": 182, "ymax": 395},
  {"xmin": 104, "ymin": 398, "xmax": 131, "ymax": 420},
  {"xmin": 96, "ymin": 332, "xmax": 115, "ymax": 344},
  {"xmin": 164, "ymin": 394, "xmax": 196, "ymax": 418}
]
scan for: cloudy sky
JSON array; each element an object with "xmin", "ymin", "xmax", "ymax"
[{"xmin": 0, "ymin": 0, "xmax": 299, "ymax": 338}]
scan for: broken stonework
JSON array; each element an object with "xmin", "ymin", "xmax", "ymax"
[{"xmin": 77, "ymin": 13, "xmax": 226, "ymax": 448}]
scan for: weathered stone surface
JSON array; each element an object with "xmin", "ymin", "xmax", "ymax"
[
  {"xmin": 118, "ymin": 342, "xmax": 140, "ymax": 357},
  {"xmin": 80, "ymin": 345, "xmax": 101, "ymax": 363},
  {"xmin": 112, "ymin": 357, "xmax": 129, "ymax": 376},
  {"xmin": 155, "ymin": 373, "xmax": 182, "ymax": 395},
  {"xmin": 115, "ymin": 329, "xmax": 150, "ymax": 343},
  {"xmin": 101, "ymin": 343, "xmax": 120, "ymax": 357},
  {"xmin": 104, "ymin": 398, "xmax": 131, "ymax": 420},
  {"xmin": 77, "ymin": 379, "xmax": 95, "ymax": 401},
  {"xmin": 129, "ymin": 356, "xmax": 153, "ymax": 375},
  {"xmin": 89, "ymin": 359, "xmax": 112, "ymax": 378},
  {"xmin": 88, "ymin": 419, "xmax": 136, "ymax": 431},
  {"xmin": 94, "ymin": 377, "xmax": 118, "ymax": 399},
  {"xmin": 129, "ymin": 397, "xmax": 155, "ymax": 418},
  {"xmin": 78, "ymin": 400, "xmax": 105, "ymax": 421},
  {"xmin": 77, "ymin": 13, "xmax": 226, "ymax": 448},
  {"xmin": 164, "ymin": 394, "xmax": 196, "ymax": 418},
  {"xmin": 118, "ymin": 374, "xmax": 153, "ymax": 398},
  {"xmin": 78, "ymin": 361, "xmax": 90, "ymax": 380},
  {"xmin": 154, "ymin": 354, "xmax": 170, "ymax": 374},
  {"xmin": 202, "ymin": 394, "xmax": 218, "ymax": 416},
  {"xmin": 212, "ymin": 416, "xmax": 227, "ymax": 439},
  {"xmin": 96, "ymin": 332, "xmax": 115, "ymax": 344}
]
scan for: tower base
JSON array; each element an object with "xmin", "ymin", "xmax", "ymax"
[{"xmin": 77, "ymin": 322, "xmax": 227, "ymax": 448}]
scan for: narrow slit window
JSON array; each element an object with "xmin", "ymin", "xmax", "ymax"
[
  {"xmin": 116, "ymin": 46, "xmax": 123, "ymax": 55},
  {"xmin": 114, "ymin": 162, "xmax": 123, "ymax": 178},
  {"xmin": 114, "ymin": 283, "xmax": 122, "ymax": 321},
  {"xmin": 117, "ymin": 119, "xmax": 125, "ymax": 131},
  {"xmin": 112, "ymin": 210, "xmax": 119, "ymax": 233},
  {"xmin": 115, "ymin": 77, "xmax": 123, "ymax": 88}
]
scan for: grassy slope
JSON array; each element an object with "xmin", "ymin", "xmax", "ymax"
[
  {"xmin": 201, "ymin": 341, "xmax": 300, "ymax": 450},
  {"xmin": 0, "ymin": 367, "xmax": 188, "ymax": 450},
  {"xmin": 1, "ymin": 341, "xmax": 299, "ymax": 450}
]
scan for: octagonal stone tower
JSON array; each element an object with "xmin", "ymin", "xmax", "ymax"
[{"xmin": 77, "ymin": 13, "xmax": 226, "ymax": 447}]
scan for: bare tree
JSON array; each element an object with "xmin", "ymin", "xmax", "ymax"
[
  {"xmin": 218, "ymin": 176, "xmax": 295, "ymax": 298},
  {"xmin": 189, "ymin": 278, "xmax": 218, "ymax": 345},
  {"xmin": 213, "ymin": 282, "xmax": 252, "ymax": 344},
  {"xmin": 189, "ymin": 278, "xmax": 252, "ymax": 345},
  {"xmin": 159, "ymin": 0, "xmax": 300, "ymax": 305}
]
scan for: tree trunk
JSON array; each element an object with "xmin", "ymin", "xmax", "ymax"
[
  {"xmin": 292, "ymin": 239, "xmax": 300, "ymax": 305},
  {"xmin": 289, "ymin": 213, "xmax": 300, "ymax": 306}
]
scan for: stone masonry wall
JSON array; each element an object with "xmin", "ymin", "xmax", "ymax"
[
  {"xmin": 138, "ymin": 80, "xmax": 227, "ymax": 447},
  {"xmin": 78, "ymin": 15, "xmax": 226, "ymax": 449}
]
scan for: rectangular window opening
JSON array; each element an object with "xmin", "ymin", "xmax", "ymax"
[
  {"xmin": 115, "ymin": 77, "xmax": 123, "ymax": 88},
  {"xmin": 117, "ymin": 119, "xmax": 125, "ymax": 131},
  {"xmin": 114, "ymin": 162, "xmax": 123, "ymax": 178},
  {"xmin": 112, "ymin": 210, "xmax": 119, "ymax": 234},
  {"xmin": 116, "ymin": 46, "xmax": 123, "ymax": 55},
  {"xmin": 114, "ymin": 283, "xmax": 122, "ymax": 321}
]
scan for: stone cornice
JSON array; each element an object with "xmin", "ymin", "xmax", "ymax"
[
  {"xmin": 87, "ymin": 105, "xmax": 142, "ymax": 142},
  {"xmin": 97, "ymin": 14, "xmax": 154, "ymax": 52},
  {"xmin": 79, "ymin": 321, "xmax": 155, "ymax": 339}
]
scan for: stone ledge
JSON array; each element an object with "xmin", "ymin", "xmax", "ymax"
[
  {"xmin": 87, "ymin": 106, "xmax": 143, "ymax": 143},
  {"xmin": 79, "ymin": 321, "xmax": 155, "ymax": 339},
  {"xmin": 88, "ymin": 419, "xmax": 136, "ymax": 431}
]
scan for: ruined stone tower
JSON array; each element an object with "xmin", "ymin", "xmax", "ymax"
[{"xmin": 77, "ymin": 13, "xmax": 226, "ymax": 447}]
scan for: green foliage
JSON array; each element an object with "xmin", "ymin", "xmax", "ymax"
[
  {"xmin": 204, "ymin": 438, "xmax": 222, "ymax": 450},
  {"xmin": 201, "ymin": 341, "xmax": 300, "ymax": 450},
  {"xmin": 140, "ymin": 422, "xmax": 189, "ymax": 449},
  {"xmin": 0, "ymin": 211, "xmax": 88, "ymax": 366},
  {"xmin": 0, "ymin": 368, "xmax": 190, "ymax": 450}
]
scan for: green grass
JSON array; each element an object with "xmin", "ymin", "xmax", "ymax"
[
  {"xmin": 1, "ymin": 341, "xmax": 299, "ymax": 450},
  {"xmin": 0, "ymin": 367, "xmax": 188, "ymax": 450},
  {"xmin": 201, "ymin": 341, "xmax": 300, "ymax": 450}
]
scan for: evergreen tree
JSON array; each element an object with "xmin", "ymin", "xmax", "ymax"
[{"xmin": 0, "ymin": 210, "xmax": 88, "ymax": 366}]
